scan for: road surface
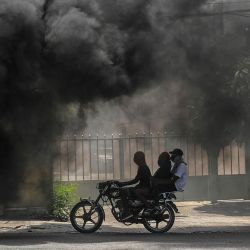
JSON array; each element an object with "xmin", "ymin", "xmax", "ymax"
[{"xmin": 0, "ymin": 232, "xmax": 250, "ymax": 249}]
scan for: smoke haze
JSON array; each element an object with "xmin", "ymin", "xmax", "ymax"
[{"xmin": 0, "ymin": 0, "xmax": 249, "ymax": 204}]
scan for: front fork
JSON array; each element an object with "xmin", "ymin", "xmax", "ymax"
[{"xmin": 81, "ymin": 193, "xmax": 106, "ymax": 221}]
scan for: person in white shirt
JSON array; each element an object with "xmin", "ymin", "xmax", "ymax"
[{"xmin": 169, "ymin": 148, "xmax": 188, "ymax": 192}]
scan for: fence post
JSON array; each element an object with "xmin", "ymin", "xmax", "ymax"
[
  {"xmin": 111, "ymin": 134, "xmax": 114, "ymax": 179},
  {"xmin": 207, "ymin": 149, "xmax": 219, "ymax": 202},
  {"xmin": 244, "ymin": 141, "xmax": 250, "ymax": 199},
  {"xmin": 119, "ymin": 134, "xmax": 125, "ymax": 180},
  {"xmin": 67, "ymin": 135, "xmax": 69, "ymax": 181},
  {"xmin": 74, "ymin": 134, "xmax": 77, "ymax": 181}
]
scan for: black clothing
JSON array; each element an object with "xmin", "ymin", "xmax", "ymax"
[
  {"xmin": 153, "ymin": 160, "xmax": 172, "ymax": 179},
  {"xmin": 152, "ymin": 159, "xmax": 172, "ymax": 195},
  {"xmin": 120, "ymin": 165, "xmax": 151, "ymax": 189},
  {"xmin": 119, "ymin": 165, "xmax": 151, "ymax": 212},
  {"xmin": 119, "ymin": 187, "xmax": 135, "ymax": 210},
  {"xmin": 156, "ymin": 182, "xmax": 177, "ymax": 193},
  {"xmin": 169, "ymin": 148, "xmax": 183, "ymax": 156},
  {"xmin": 152, "ymin": 159, "xmax": 175, "ymax": 197},
  {"xmin": 152, "ymin": 182, "xmax": 176, "ymax": 200}
]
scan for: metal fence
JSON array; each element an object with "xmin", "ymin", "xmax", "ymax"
[{"xmin": 53, "ymin": 133, "xmax": 246, "ymax": 181}]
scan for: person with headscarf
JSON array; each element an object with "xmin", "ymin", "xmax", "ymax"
[{"xmin": 153, "ymin": 151, "xmax": 172, "ymax": 179}]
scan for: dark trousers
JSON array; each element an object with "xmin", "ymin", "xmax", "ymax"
[
  {"xmin": 120, "ymin": 187, "xmax": 150, "ymax": 210},
  {"xmin": 134, "ymin": 188, "xmax": 150, "ymax": 208},
  {"xmin": 120, "ymin": 187, "xmax": 135, "ymax": 210},
  {"xmin": 153, "ymin": 183, "xmax": 177, "ymax": 200}
]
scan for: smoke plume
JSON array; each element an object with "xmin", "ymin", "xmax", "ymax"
[{"xmin": 0, "ymin": 0, "xmax": 249, "ymax": 204}]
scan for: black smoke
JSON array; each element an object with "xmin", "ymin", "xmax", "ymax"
[{"xmin": 0, "ymin": 0, "xmax": 248, "ymax": 204}]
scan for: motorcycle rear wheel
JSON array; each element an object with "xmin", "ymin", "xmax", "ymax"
[
  {"xmin": 70, "ymin": 200, "xmax": 104, "ymax": 233},
  {"xmin": 143, "ymin": 205, "xmax": 175, "ymax": 233}
]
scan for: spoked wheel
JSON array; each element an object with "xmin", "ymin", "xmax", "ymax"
[
  {"xmin": 70, "ymin": 200, "xmax": 104, "ymax": 233},
  {"xmin": 143, "ymin": 205, "xmax": 175, "ymax": 233}
]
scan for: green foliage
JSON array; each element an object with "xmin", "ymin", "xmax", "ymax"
[{"xmin": 51, "ymin": 182, "xmax": 78, "ymax": 221}]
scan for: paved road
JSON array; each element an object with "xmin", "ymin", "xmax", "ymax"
[
  {"xmin": 1, "ymin": 200, "xmax": 250, "ymax": 249},
  {"xmin": 0, "ymin": 231, "xmax": 250, "ymax": 249}
]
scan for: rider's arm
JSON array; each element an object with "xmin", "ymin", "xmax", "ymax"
[
  {"xmin": 119, "ymin": 177, "xmax": 138, "ymax": 187},
  {"xmin": 119, "ymin": 167, "xmax": 141, "ymax": 187}
]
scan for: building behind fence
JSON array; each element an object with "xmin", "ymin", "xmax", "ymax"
[{"xmin": 53, "ymin": 133, "xmax": 246, "ymax": 181}]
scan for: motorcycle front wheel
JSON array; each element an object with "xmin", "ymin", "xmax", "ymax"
[
  {"xmin": 70, "ymin": 200, "xmax": 104, "ymax": 233},
  {"xmin": 143, "ymin": 205, "xmax": 175, "ymax": 233}
]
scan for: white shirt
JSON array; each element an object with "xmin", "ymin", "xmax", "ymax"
[{"xmin": 174, "ymin": 162, "xmax": 188, "ymax": 191}]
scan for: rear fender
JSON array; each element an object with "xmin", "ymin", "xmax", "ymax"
[{"xmin": 165, "ymin": 201, "xmax": 178, "ymax": 213}]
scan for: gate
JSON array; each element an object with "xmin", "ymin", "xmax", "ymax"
[{"xmin": 53, "ymin": 133, "xmax": 248, "ymax": 200}]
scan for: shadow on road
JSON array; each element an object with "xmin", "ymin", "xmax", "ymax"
[
  {"xmin": 193, "ymin": 200, "xmax": 250, "ymax": 216},
  {"xmin": 1, "ymin": 223, "xmax": 250, "ymax": 247}
]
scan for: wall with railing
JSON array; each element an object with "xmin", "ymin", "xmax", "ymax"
[{"xmin": 53, "ymin": 133, "xmax": 246, "ymax": 182}]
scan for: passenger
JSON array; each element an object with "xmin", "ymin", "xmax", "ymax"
[
  {"xmin": 152, "ymin": 152, "xmax": 173, "ymax": 198},
  {"xmin": 153, "ymin": 152, "xmax": 172, "ymax": 179},
  {"xmin": 152, "ymin": 148, "xmax": 188, "ymax": 193},
  {"xmin": 118, "ymin": 151, "xmax": 151, "ymax": 221}
]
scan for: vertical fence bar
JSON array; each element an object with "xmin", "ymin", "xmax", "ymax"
[
  {"xmin": 89, "ymin": 134, "xmax": 92, "ymax": 180},
  {"xmin": 238, "ymin": 142, "xmax": 240, "ymax": 174},
  {"xmin": 143, "ymin": 133, "xmax": 146, "ymax": 152},
  {"xmin": 67, "ymin": 136, "xmax": 69, "ymax": 181},
  {"xmin": 201, "ymin": 145, "xmax": 204, "ymax": 176},
  {"xmin": 104, "ymin": 135, "xmax": 107, "ymax": 180},
  {"xmin": 230, "ymin": 143, "xmax": 233, "ymax": 175},
  {"xmin": 136, "ymin": 133, "xmax": 138, "ymax": 151},
  {"xmin": 164, "ymin": 132, "xmax": 167, "ymax": 150},
  {"xmin": 179, "ymin": 135, "xmax": 182, "ymax": 150},
  {"xmin": 194, "ymin": 144, "xmax": 197, "ymax": 176},
  {"xmin": 222, "ymin": 147, "xmax": 226, "ymax": 175},
  {"xmin": 59, "ymin": 140, "xmax": 62, "ymax": 181},
  {"xmin": 128, "ymin": 136, "xmax": 131, "ymax": 178},
  {"xmin": 157, "ymin": 132, "xmax": 160, "ymax": 155},
  {"xmin": 150, "ymin": 133, "xmax": 153, "ymax": 172},
  {"xmin": 119, "ymin": 134, "xmax": 125, "ymax": 179},
  {"xmin": 111, "ymin": 134, "xmax": 114, "ymax": 179},
  {"xmin": 82, "ymin": 134, "xmax": 84, "ymax": 180},
  {"xmin": 97, "ymin": 135, "xmax": 99, "ymax": 180},
  {"xmin": 74, "ymin": 135, "xmax": 77, "ymax": 181}
]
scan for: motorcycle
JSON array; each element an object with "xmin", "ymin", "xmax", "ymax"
[{"xmin": 70, "ymin": 180, "xmax": 179, "ymax": 233}]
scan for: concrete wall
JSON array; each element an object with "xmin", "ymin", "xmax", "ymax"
[
  {"xmin": 2, "ymin": 174, "xmax": 247, "ymax": 216},
  {"xmin": 64, "ymin": 174, "xmax": 249, "ymax": 202}
]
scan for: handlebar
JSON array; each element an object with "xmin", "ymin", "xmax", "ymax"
[{"xmin": 97, "ymin": 180, "xmax": 121, "ymax": 189}]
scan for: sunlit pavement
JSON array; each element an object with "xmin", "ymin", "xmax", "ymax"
[{"xmin": 0, "ymin": 200, "xmax": 250, "ymax": 249}]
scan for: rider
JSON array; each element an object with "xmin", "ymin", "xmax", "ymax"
[
  {"xmin": 152, "ymin": 148, "xmax": 188, "ymax": 193},
  {"xmin": 118, "ymin": 151, "xmax": 151, "ymax": 220}
]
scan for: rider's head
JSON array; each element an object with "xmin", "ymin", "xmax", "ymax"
[
  {"xmin": 158, "ymin": 152, "xmax": 171, "ymax": 168},
  {"xmin": 169, "ymin": 148, "xmax": 183, "ymax": 163},
  {"xmin": 133, "ymin": 151, "xmax": 146, "ymax": 166}
]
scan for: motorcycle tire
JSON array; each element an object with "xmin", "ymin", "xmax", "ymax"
[
  {"xmin": 143, "ymin": 205, "xmax": 175, "ymax": 233},
  {"xmin": 70, "ymin": 200, "xmax": 104, "ymax": 233}
]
